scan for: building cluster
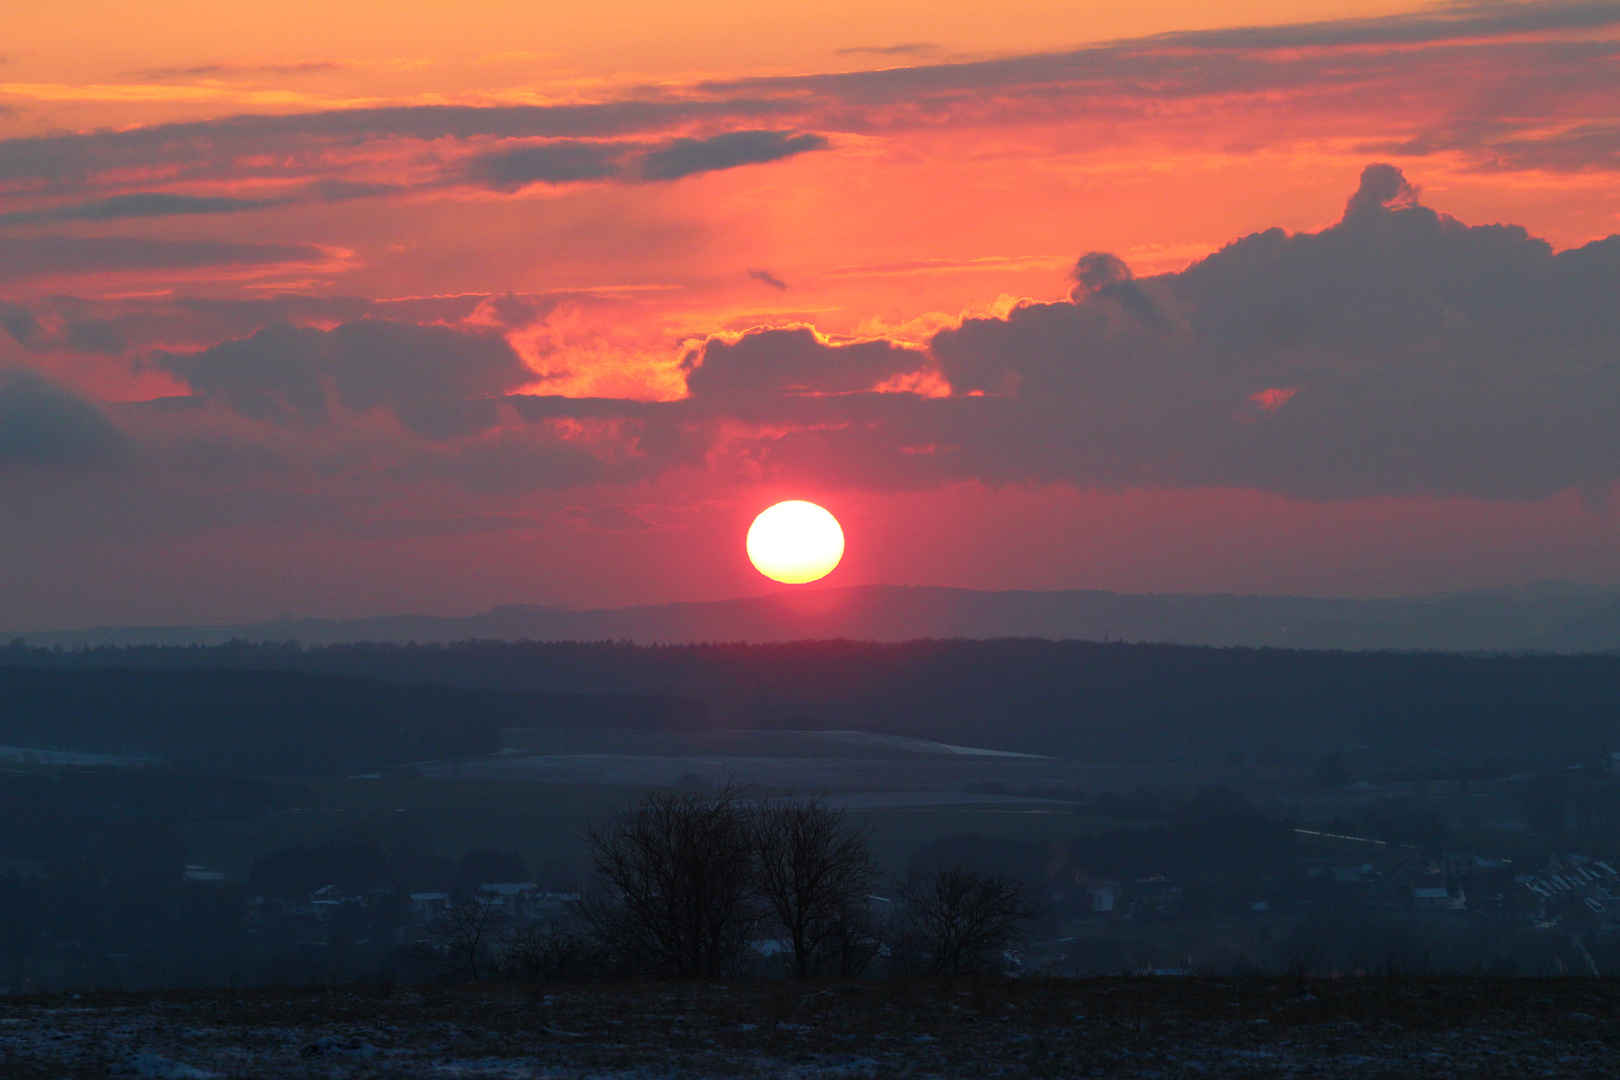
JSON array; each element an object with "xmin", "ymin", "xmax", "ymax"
[
  {"xmin": 1027, "ymin": 848, "xmax": 1620, "ymax": 928},
  {"xmin": 404, "ymin": 884, "xmax": 578, "ymax": 924},
  {"xmin": 246, "ymin": 882, "xmax": 581, "ymax": 944},
  {"xmin": 1515, "ymin": 854, "xmax": 1620, "ymax": 931}
]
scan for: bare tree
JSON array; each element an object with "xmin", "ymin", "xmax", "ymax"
[
  {"xmin": 893, "ymin": 866, "xmax": 1038, "ymax": 978},
  {"xmin": 421, "ymin": 894, "xmax": 504, "ymax": 983},
  {"xmin": 494, "ymin": 921, "xmax": 601, "ymax": 983},
  {"xmin": 576, "ymin": 786, "xmax": 760, "ymax": 978},
  {"xmin": 819, "ymin": 895, "xmax": 886, "ymax": 980},
  {"xmin": 751, "ymin": 796, "xmax": 880, "ymax": 979}
]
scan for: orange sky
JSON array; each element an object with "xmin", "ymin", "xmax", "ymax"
[
  {"xmin": 0, "ymin": 0, "xmax": 1618, "ymax": 627},
  {"xmin": 4, "ymin": 0, "xmax": 1420, "ymax": 107}
]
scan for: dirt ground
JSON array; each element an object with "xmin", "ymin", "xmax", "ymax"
[{"xmin": 3, "ymin": 977, "xmax": 1618, "ymax": 1078}]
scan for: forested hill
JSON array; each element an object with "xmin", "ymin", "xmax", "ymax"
[
  {"xmin": 7, "ymin": 638, "xmax": 1620, "ymax": 768},
  {"xmin": 0, "ymin": 664, "xmax": 700, "ymax": 775}
]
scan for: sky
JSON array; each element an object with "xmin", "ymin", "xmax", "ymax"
[{"xmin": 0, "ymin": 0, "xmax": 1618, "ymax": 628}]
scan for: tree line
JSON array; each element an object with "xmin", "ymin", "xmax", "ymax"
[
  {"xmin": 0, "ymin": 662, "xmax": 698, "ymax": 776},
  {"xmin": 423, "ymin": 788, "xmax": 1036, "ymax": 983}
]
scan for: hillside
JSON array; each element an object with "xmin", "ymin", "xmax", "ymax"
[
  {"xmin": 15, "ymin": 581, "xmax": 1620, "ymax": 651},
  {"xmin": 0, "ymin": 665, "xmax": 700, "ymax": 775},
  {"xmin": 9, "ymin": 638, "xmax": 1620, "ymax": 767}
]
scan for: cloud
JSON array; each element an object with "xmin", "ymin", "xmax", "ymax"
[
  {"xmin": 636, "ymin": 130, "xmax": 829, "ymax": 181},
  {"xmin": 0, "ymin": 369, "xmax": 127, "ymax": 467},
  {"xmin": 0, "ymin": 302, "xmax": 42, "ymax": 345},
  {"xmin": 1364, "ymin": 118, "xmax": 1620, "ymax": 175},
  {"xmin": 682, "ymin": 326, "xmax": 923, "ymax": 396},
  {"xmin": 878, "ymin": 163, "xmax": 1620, "ymax": 500},
  {"xmin": 833, "ymin": 43, "xmax": 944, "ymax": 57},
  {"xmin": 38, "ymin": 163, "xmax": 1617, "ymax": 506},
  {"xmin": 566, "ymin": 504, "xmax": 657, "ymax": 530},
  {"xmin": 747, "ymin": 268, "xmax": 789, "ymax": 290},
  {"xmin": 2, "ymin": 161, "xmax": 1617, "ymax": 554},
  {"xmin": 0, "ymin": 291, "xmax": 576, "ymax": 362},
  {"xmin": 459, "ymin": 129, "xmax": 828, "ymax": 191},
  {"xmin": 0, "ymin": 0, "xmax": 1612, "ymax": 216},
  {"xmin": 0, "ymin": 192, "xmax": 292, "ymax": 225},
  {"xmin": 463, "ymin": 141, "xmax": 629, "ymax": 190},
  {"xmin": 0, "ymin": 102, "xmax": 793, "ymax": 192},
  {"xmin": 1065, "ymin": 252, "xmax": 1167, "ymax": 330},
  {"xmin": 1342, "ymin": 163, "xmax": 1419, "ymax": 219},
  {"xmin": 0, "ymin": 236, "xmax": 332, "ymax": 282},
  {"xmin": 122, "ymin": 61, "xmax": 345, "ymax": 81},
  {"xmin": 821, "ymin": 255, "xmax": 1072, "ymax": 278},
  {"xmin": 154, "ymin": 319, "xmax": 537, "ymax": 435},
  {"xmin": 0, "ymin": 300, "xmax": 123, "ymax": 353},
  {"xmin": 382, "ymin": 422, "xmax": 621, "ymax": 493},
  {"xmin": 404, "ymin": 162, "xmax": 1618, "ymax": 502}
]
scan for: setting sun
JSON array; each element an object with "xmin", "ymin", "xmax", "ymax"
[{"xmin": 746, "ymin": 501, "xmax": 845, "ymax": 584}]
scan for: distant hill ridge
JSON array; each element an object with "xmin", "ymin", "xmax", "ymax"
[
  {"xmin": 14, "ymin": 581, "xmax": 1620, "ymax": 652},
  {"xmin": 9, "ymin": 637, "xmax": 1620, "ymax": 766}
]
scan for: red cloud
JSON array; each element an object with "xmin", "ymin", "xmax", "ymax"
[{"xmin": 1250, "ymin": 388, "xmax": 1297, "ymax": 412}]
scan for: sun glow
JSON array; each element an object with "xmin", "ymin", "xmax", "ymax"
[{"xmin": 746, "ymin": 500, "xmax": 844, "ymax": 584}]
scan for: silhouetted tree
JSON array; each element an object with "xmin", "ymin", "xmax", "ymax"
[
  {"xmin": 892, "ymin": 866, "xmax": 1037, "ymax": 978},
  {"xmin": 577, "ymin": 786, "xmax": 760, "ymax": 978},
  {"xmin": 750, "ymin": 796, "xmax": 880, "ymax": 978},
  {"xmin": 423, "ymin": 894, "xmax": 504, "ymax": 983},
  {"xmin": 494, "ymin": 922, "xmax": 601, "ymax": 983}
]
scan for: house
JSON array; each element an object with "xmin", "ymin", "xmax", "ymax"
[
  {"xmin": 1443, "ymin": 852, "xmax": 1509, "ymax": 877},
  {"xmin": 1409, "ymin": 872, "xmax": 1465, "ymax": 910},
  {"xmin": 476, "ymin": 882, "xmax": 543, "ymax": 916},
  {"xmin": 309, "ymin": 884, "xmax": 363, "ymax": 920},
  {"xmin": 1131, "ymin": 877, "xmax": 1183, "ymax": 914},
  {"xmin": 530, "ymin": 891, "xmax": 581, "ymax": 915},
  {"xmin": 409, "ymin": 892, "xmax": 450, "ymax": 920},
  {"xmin": 1412, "ymin": 885, "xmax": 1465, "ymax": 910}
]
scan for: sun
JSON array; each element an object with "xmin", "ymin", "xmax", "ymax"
[{"xmin": 747, "ymin": 501, "xmax": 845, "ymax": 584}]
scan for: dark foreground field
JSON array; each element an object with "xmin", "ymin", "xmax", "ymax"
[{"xmin": 3, "ymin": 979, "xmax": 1619, "ymax": 1079}]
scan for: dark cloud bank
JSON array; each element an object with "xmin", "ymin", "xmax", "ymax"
[
  {"xmin": 152, "ymin": 319, "xmax": 535, "ymax": 437},
  {"xmin": 464, "ymin": 128, "xmax": 827, "ymax": 191},
  {"xmin": 3, "ymin": 165, "xmax": 1618, "ymax": 512},
  {"xmin": 0, "ymin": 127, "xmax": 830, "ymax": 217},
  {"xmin": 0, "ymin": 370, "xmax": 125, "ymax": 468},
  {"xmin": 671, "ymin": 164, "xmax": 1620, "ymax": 502}
]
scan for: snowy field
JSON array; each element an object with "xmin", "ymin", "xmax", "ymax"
[
  {"xmin": 0, "ymin": 745, "xmax": 158, "ymax": 767},
  {"xmin": 3, "ymin": 979, "xmax": 1616, "ymax": 1079}
]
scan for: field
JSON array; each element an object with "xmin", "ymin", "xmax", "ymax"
[
  {"xmin": 175, "ymin": 775, "xmax": 1148, "ymax": 881},
  {"xmin": 156, "ymin": 723, "xmax": 1577, "ymax": 890},
  {"xmin": 168, "ymin": 725, "xmax": 1202, "ymax": 881},
  {"xmin": 169, "ymin": 734, "xmax": 1570, "ymax": 885},
  {"xmin": 177, "ymin": 779, "xmax": 640, "ymax": 881},
  {"xmin": 4, "ymin": 978, "xmax": 1619, "ymax": 1078},
  {"xmin": 425, "ymin": 753, "xmax": 1233, "ymax": 797}
]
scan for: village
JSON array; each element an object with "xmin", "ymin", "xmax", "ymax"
[{"xmin": 220, "ymin": 830, "xmax": 1620, "ymax": 982}]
